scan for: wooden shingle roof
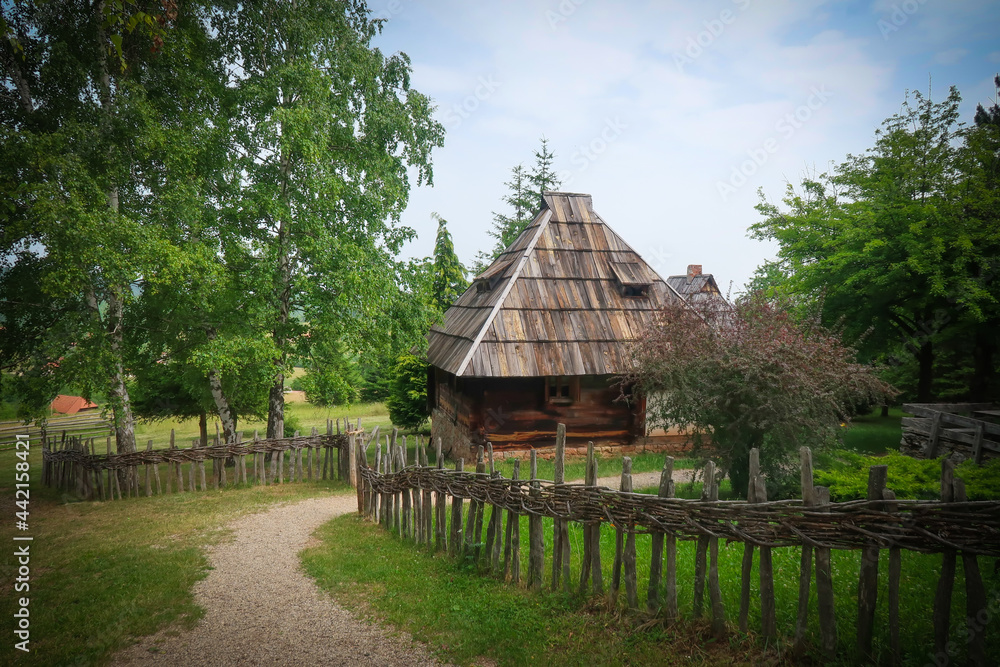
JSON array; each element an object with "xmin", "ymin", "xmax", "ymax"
[{"xmin": 427, "ymin": 192, "xmax": 682, "ymax": 378}]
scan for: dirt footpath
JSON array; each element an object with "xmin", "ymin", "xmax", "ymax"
[{"xmin": 111, "ymin": 495, "xmax": 446, "ymax": 667}]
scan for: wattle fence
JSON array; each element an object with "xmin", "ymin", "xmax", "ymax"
[
  {"xmin": 42, "ymin": 419, "xmax": 361, "ymax": 500},
  {"xmin": 353, "ymin": 423, "xmax": 1000, "ymax": 665}
]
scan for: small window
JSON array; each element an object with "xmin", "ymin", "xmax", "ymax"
[
  {"xmin": 546, "ymin": 376, "xmax": 579, "ymax": 405},
  {"xmin": 622, "ymin": 284, "xmax": 649, "ymax": 298}
]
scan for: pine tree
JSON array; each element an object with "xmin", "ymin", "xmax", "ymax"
[
  {"xmin": 529, "ymin": 136, "xmax": 561, "ymax": 205},
  {"xmin": 476, "ymin": 138, "xmax": 562, "ymax": 269},
  {"xmin": 430, "ymin": 213, "xmax": 468, "ymax": 314}
]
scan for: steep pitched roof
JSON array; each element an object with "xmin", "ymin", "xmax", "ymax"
[{"xmin": 427, "ymin": 192, "xmax": 682, "ymax": 378}]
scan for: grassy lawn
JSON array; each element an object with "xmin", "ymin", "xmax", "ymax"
[
  {"xmin": 127, "ymin": 400, "xmax": 398, "ymax": 449},
  {"xmin": 304, "ymin": 501, "xmax": 1000, "ymax": 667},
  {"xmin": 0, "ymin": 444, "xmax": 351, "ymax": 666},
  {"xmin": 840, "ymin": 407, "xmax": 905, "ymax": 455}
]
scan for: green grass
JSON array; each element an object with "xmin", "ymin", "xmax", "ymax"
[
  {"xmin": 304, "ymin": 502, "xmax": 1000, "ymax": 667},
  {"xmin": 840, "ymin": 407, "xmax": 904, "ymax": 455},
  {"xmin": 0, "ymin": 445, "xmax": 352, "ymax": 666},
  {"xmin": 129, "ymin": 400, "xmax": 398, "ymax": 450}
]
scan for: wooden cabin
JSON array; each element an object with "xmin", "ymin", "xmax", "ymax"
[{"xmin": 427, "ymin": 192, "xmax": 705, "ymax": 459}]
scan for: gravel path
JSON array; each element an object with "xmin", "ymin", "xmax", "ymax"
[
  {"xmin": 111, "ymin": 494, "xmax": 446, "ymax": 667},
  {"xmin": 593, "ymin": 466, "xmax": 697, "ymax": 491}
]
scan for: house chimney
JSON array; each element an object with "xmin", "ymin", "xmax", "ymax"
[{"xmin": 686, "ymin": 264, "xmax": 702, "ymax": 283}]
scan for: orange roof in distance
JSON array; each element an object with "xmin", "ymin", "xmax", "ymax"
[{"xmin": 50, "ymin": 395, "xmax": 98, "ymax": 415}]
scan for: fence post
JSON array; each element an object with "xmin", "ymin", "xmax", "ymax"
[
  {"xmin": 648, "ymin": 455, "xmax": 673, "ymax": 611},
  {"xmin": 622, "ymin": 457, "xmax": 638, "ymax": 610},
  {"xmin": 551, "ymin": 424, "xmax": 571, "ymax": 591},
  {"xmin": 954, "ymin": 477, "xmax": 987, "ymax": 667},
  {"xmin": 815, "ymin": 486, "xmax": 837, "ymax": 658},
  {"xmin": 932, "ymin": 459, "xmax": 956, "ymax": 660},
  {"xmin": 883, "ymin": 487, "xmax": 900, "ymax": 666},
  {"xmin": 755, "ymin": 469, "xmax": 776, "ymax": 639},
  {"xmin": 467, "ymin": 446, "xmax": 486, "ymax": 561},
  {"xmin": 610, "ymin": 457, "xmax": 631, "ymax": 606},
  {"xmin": 485, "ymin": 443, "xmax": 503, "ymax": 573},
  {"xmin": 450, "ymin": 458, "xmax": 464, "ymax": 559},
  {"xmin": 435, "ymin": 437, "xmax": 446, "ymax": 552},
  {"xmin": 422, "ymin": 439, "xmax": 432, "ymax": 546},
  {"xmin": 374, "ymin": 440, "xmax": 383, "ymax": 523},
  {"xmin": 794, "ymin": 446, "xmax": 817, "ymax": 656},
  {"xmin": 693, "ymin": 463, "xmax": 710, "ymax": 619},
  {"xmin": 706, "ymin": 460, "xmax": 726, "ymax": 640},
  {"xmin": 528, "ymin": 449, "xmax": 544, "ymax": 592},
  {"xmin": 401, "ymin": 435, "xmax": 411, "ymax": 538},
  {"xmin": 579, "ymin": 441, "xmax": 603, "ymax": 596},
  {"xmin": 144, "ymin": 441, "xmax": 153, "ymax": 497},
  {"xmin": 504, "ymin": 458, "xmax": 521, "ymax": 584},
  {"xmin": 858, "ymin": 464, "xmax": 887, "ymax": 662}
]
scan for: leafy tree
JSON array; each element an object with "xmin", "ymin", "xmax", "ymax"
[
  {"xmin": 386, "ymin": 354, "xmax": 429, "ymax": 430},
  {"xmin": 430, "ymin": 213, "xmax": 467, "ymax": 314},
  {"xmin": 299, "ymin": 337, "xmax": 363, "ymax": 407},
  {"xmin": 0, "ymin": 0, "xmax": 213, "ymax": 451},
  {"xmin": 212, "ymin": 0, "xmax": 445, "ymax": 439},
  {"xmin": 751, "ymin": 86, "xmax": 1000, "ymax": 401},
  {"xmin": 624, "ymin": 294, "xmax": 895, "ymax": 498}
]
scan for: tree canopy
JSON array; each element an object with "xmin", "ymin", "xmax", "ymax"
[
  {"xmin": 751, "ymin": 84, "xmax": 1000, "ymax": 402},
  {"xmin": 1, "ymin": 0, "xmax": 444, "ymax": 445}
]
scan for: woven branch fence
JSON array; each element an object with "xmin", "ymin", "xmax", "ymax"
[
  {"xmin": 352, "ymin": 423, "xmax": 1000, "ymax": 664},
  {"xmin": 42, "ymin": 418, "xmax": 362, "ymax": 501}
]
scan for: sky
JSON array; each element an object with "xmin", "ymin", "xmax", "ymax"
[{"xmin": 370, "ymin": 0, "xmax": 1000, "ymax": 293}]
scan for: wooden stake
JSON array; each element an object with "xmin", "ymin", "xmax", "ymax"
[
  {"xmin": 435, "ymin": 437, "xmax": 446, "ymax": 552},
  {"xmin": 883, "ymin": 487, "xmax": 901, "ymax": 666},
  {"xmin": 706, "ymin": 461, "xmax": 725, "ymax": 639},
  {"xmin": 815, "ymin": 486, "xmax": 837, "ymax": 658},
  {"xmin": 954, "ymin": 478, "xmax": 987, "ymax": 667},
  {"xmin": 528, "ymin": 450, "xmax": 544, "ymax": 592},
  {"xmin": 858, "ymin": 464, "xmax": 887, "ymax": 661},
  {"xmin": 794, "ymin": 447, "xmax": 816, "ymax": 656},
  {"xmin": 648, "ymin": 455, "xmax": 673, "ymax": 611},
  {"xmin": 622, "ymin": 457, "xmax": 638, "ymax": 610},
  {"xmin": 450, "ymin": 458, "xmax": 464, "ymax": 559},
  {"xmin": 932, "ymin": 460, "xmax": 956, "ymax": 660}
]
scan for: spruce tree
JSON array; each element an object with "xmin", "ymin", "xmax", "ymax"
[
  {"xmin": 476, "ymin": 138, "xmax": 562, "ymax": 269},
  {"xmin": 430, "ymin": 213, "xmax": 468, "ymax": 314}
]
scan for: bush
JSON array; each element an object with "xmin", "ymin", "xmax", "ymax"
[
  {"xmin": 815, "ymin": 451, "xmax": 1000, "ymax": 501},
  {"xmin": 301, "ymin": 368, "xmax": 358, "ymax": 406},
  {"xmin": 282, "ymin": 413, "xmax": 302, "ymax": 438},
  {"xmin": 386, "ymin": 354, "xmax": 429, "ymax": 430}
]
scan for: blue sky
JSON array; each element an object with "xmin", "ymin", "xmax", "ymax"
[{"xmin": 371, "ymin": 0, "xmax": 1000, "ymax": 291}]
